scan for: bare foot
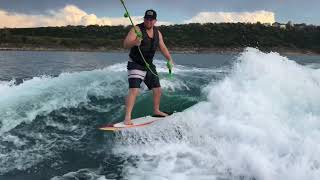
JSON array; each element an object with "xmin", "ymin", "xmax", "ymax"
[
  {"xmin": 153, "ymin": 110, "xmax": 168, "ymax": 117},
  {"xmin": 124, "ymin": 117, "xmax": 133, "ymax": 125}
]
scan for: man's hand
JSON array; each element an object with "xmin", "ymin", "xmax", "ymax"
[
  {"xmin": 123, "ymin": 26, "xmax": 142, "ymax": 49},
  {"xmin": 167, "ymin": 60, "xmax": 173, "ymax": 70},
  {"xmin": 167, "ymin": 60, "xmax": 174, "ymax": 76},
  {"xmin": 134, "ymin": 36, "xmax": 142, "ymax": 46}
]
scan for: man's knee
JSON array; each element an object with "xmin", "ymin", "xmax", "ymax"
[{"xmin": 152, "ymin": 87, "xmax": 161, "ymax": 95}]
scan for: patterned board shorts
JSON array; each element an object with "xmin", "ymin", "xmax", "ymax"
[{"xmin": 127, "ymin": 60, "xmax": 160, "ymax": 90}]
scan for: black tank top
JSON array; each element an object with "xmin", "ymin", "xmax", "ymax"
[{"xmin": 129, "ymin": 23, "xmax": 159, "ymax": 66}]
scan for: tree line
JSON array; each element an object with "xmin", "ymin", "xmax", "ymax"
[{"xmin": 0, "ymin": 23, "xmax": 319, "ymax": 53}]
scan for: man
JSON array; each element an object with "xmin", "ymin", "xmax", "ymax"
[{"xmin": 123, "ymin": 9, "xmax": 174, "ymax": 125}]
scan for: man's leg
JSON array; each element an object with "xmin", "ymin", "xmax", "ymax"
[
  {"xmin": 152, "ymin": 87, "xmax": 168, "ymax": 116},
  {"xmin": 124, "ymin": 88, "xmax": 139, "ymax": 125}
]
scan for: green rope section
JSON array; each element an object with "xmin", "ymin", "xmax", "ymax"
[{"xmin": 119, "ymin": 0, "xmax": 172, "ymax": 78}]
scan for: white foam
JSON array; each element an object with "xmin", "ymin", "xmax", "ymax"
[
  {"xmin": 0, "ymin": 60, "xmax": 212, "ymax": 136},
  {"xmin": 114, "ymin": 48, "xmax": 320, "ymax": 180},
  {"xmin": 50, "ymin": 168, "xmax": 107, "ymax": 180},
  {"xmin": 2, "ymin": 134, "xmax": 26, "ymax": 147},
  {"xmin": 0, "ymin": 63, "xmax": 129, "ymax": 135},
  {"xmin": 0, "ymin": 58, "xmax": 218, "ymax": 175}
]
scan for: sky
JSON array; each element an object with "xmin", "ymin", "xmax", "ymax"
[{"xmin": 0, "ymin": 0, "xmax": 319, "ymax": 28}]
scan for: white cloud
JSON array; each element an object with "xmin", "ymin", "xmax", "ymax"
[
  {"xmin": 0, "ymin": 5, "xmax": 172, "ymax": 28},
  {"xmin": 184, "ymin": 10, "xmax": 275, "ymax": 24},
  {"xmin": 0, "ymin": 5, "xmax": 275, "ymax": 28}
]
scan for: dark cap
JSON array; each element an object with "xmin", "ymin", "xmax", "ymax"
[{"xmin": 144, "ymin": 9, "xmax": 157, "ymax": 20}]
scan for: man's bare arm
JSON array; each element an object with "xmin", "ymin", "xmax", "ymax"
[
  {"xmin": 123, "ymin": 26, "xmax": 142, "ymax": 49},
  {"xmin": 158, "ymin": 30, "xmax": 173, "ymax": 63}
]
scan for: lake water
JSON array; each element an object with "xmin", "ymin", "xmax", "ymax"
[{"xmin": 0, "ymin": 48, "xmax": 320, "ymax": 180}]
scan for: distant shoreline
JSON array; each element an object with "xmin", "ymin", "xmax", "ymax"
[
  {"xmin": 0, "ymin": 46, "xmax": 319, "ymax": 56},
  {"xmin": 2, "ymin": 23, "xmax": 319, "ymax": 56}
]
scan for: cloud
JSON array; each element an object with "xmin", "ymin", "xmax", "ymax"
[
  {"xmin": 0, "ymin": 5, "xmax": 172, "ymax": 28},
  {"xmin": 0, "ymin": 5, "xmax": 275, "ymax": 28},
  {"xmin": 184, "ymin": 10, "xmax": 275, "ymax": 24}
]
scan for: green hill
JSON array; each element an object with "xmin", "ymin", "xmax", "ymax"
[{"xmin": 1, "ymin": 23, "xmax": 319, "ymax": 53}]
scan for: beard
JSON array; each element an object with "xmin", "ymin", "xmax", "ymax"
[
  {"xmin": 145, "ymin": 26, "xmax": 153, "ymax": 30},
  {"xmin": 144, "ymin": 21, "xmax": 154, "ymax": 30}
]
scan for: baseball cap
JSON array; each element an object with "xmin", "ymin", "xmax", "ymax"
[{"xmin": 144, "ymin": 9, "xmax": 157, "ymax": 20}]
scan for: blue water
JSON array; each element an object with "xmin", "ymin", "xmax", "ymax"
[{"xmin": 0, "ymin": 48, "xmax": 320, "ymax": 180}]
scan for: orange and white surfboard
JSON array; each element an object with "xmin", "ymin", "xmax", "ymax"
[{"xmin": 99, "ymin": 116, "xmax": 166, "ymax": 131}]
